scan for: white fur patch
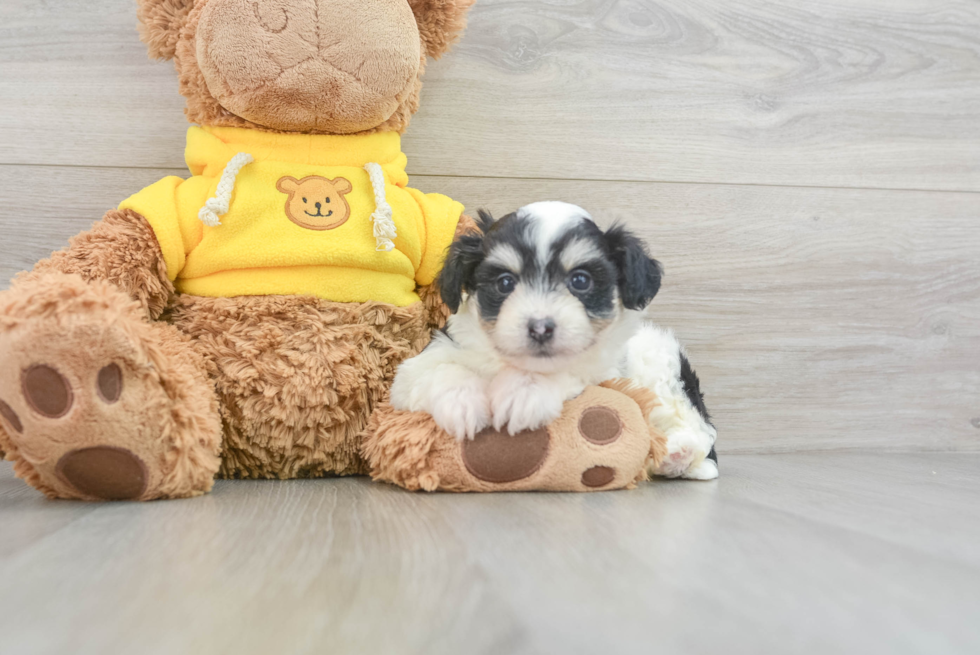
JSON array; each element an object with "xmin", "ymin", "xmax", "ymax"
[
  {"xmin": 559, "ymin": 238, "xmax": 603, "ymax": 272},
  {"xmin": 519, "ymin": 201, "xmax": 592, "ymax": 265},
  {"xmin": 490, "ymin": 285, "xmax": 598, "ymax": 363},
  {"xmin": 488, "ymin": 368, "xmax": 568, "ymax": 435},
  {"xmin": 485, "ymin": 243, "xmax": 523, "ymax": 274}
]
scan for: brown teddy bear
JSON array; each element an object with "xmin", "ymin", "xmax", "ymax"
[
  {"xmin": 0, "ymin": 0, "xmax": 478, "ymax": 501},
  {"xmin": 0, "ymin": 0, "xmax": 666, "ymax": 500}
]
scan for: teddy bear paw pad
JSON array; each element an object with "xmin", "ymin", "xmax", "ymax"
[
  {"xmin": 0, "ymin": 398, "xmax": 23, "ymax": 434},
  {"xmin": 96, "ymin": 364, "xmax": 123, "ymax": 403},
  {"xmin": 22, "ymin": 365, "xmax": 73, "ymax": 418},
  {"xmin": 461, "ymin": 427, "xmax": 550, "ymax": 483},
  {"xmin": 57, "ymin": 446, "xmax": 148, "ymax": 501},
  {"xmin": 578, "ymin": 406, "xmax": 623, "ymax": 444},
  {"xmin": 581, "ymin": 465, "xmax": 616, "ymax": 488}
]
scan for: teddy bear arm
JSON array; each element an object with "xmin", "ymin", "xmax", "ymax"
[
  {"xmin": 23, "ymin": 209, "xmax": 174, "ymax": 320},
  {"xmin": 363, "ymin": 385, "xmax": 659, "ymax": 493}
]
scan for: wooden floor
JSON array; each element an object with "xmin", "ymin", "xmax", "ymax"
[
  {"xmin": 2, "ymin": 453, "xmax": 979, "ymax": 655},
  {"xmin": 1, "ymin": 1, "xmax": 979, "ymax": 652}
]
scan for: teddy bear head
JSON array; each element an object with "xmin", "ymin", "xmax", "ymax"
[{"xmin": 137, "ymin": 0, "xmax": 474, "ymax": 135}]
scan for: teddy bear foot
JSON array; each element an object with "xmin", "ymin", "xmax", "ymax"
[
  {"xmin": 0, "ymin": 274, "xmax": 222, "ymax": 500},
  {"xmin": 363, "ymin": 381, "xmax": 668, "ymax": 493}
]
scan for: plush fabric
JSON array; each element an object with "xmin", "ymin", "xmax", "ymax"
[
  {"xmin": 410, "ymin": 0, "xmax": 476, "ymax": 59},
  {"xmin": 147, "ymin": 0, "xmax": 474, "ymax": 135},
  {"xmin": 137, "ymin": 0, "xmax": 195, "ymax": 61},
  {"xmin": 25, "ymin": 209, "xmax": 175, "ymax": 320},
  {"xmin": 118, "ymin": 126, "xmax": 463, "ymax": 305},
  {"xmin": 169, "ymin": 293, "xmax": 434, "ymax": 479},
  {"xmin": 194, "ymin": 0, "xmax": 422, "ymax": 134},
  {"xmin": 0, "ymin": 273, "xmax": 222, "ymax": 500},
  {"xmin": 362, "ymin": 381, "xmax": 668, "ymax": 493}
]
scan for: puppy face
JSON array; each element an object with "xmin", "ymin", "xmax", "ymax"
[{"xmin": 440, "ymin": 202, "xmax": 663, "ymax": 368}]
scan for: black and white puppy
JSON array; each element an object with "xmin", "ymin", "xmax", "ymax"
[{"xmin": 391, "ymin": 202, "xmax": 718, "ymax": 480}]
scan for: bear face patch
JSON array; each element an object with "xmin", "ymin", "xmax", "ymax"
[{"xmin": 276, "ymin": 175, "xmax": 353, "ymax": 230}]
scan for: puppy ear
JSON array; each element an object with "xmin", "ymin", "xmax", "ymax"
[
  {"xmin": 438, "ymin": 210, "xmax": 491, "ymax": 313},
  {"xmin": 604, "ymin": 224, "xmax": 663, "ymax": 310},
  {"xmin": 408, "ymin": 0, "xmax": 476, "ymax": 59},
  {"xmin": 137, "ymin": 0, "xmax": 196, "ymax": 61}
]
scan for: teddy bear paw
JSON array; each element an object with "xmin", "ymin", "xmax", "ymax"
[
  {"xmin": 0, "ymin": 279, "xmax": 221, "ymax": 500},
  {"xmin": 1, "ymin": 344, "xmax": 151, "ymax": 499},
  {"xmin": 458, "ymin": 388, "xmax": 651, "ymax": 491}
]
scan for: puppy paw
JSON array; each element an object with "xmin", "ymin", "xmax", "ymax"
[
  {"xmin": 488, "ymin": 370, "xmax": 564, "ymax": 436},
  {"xmin": 430, "ymin": 380, "xmax": 491, "ymax": 441},
  {"xmin": 683, "ymin": 458, "xmax": 719, "ymax": 480},
  {"xmin": 647, "ymin": 429, "xmax": 707, "ymax": 479}
]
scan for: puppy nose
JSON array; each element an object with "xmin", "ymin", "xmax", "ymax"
[
  {"xmin": 315, "ymin": 201, "xmax": 322, "ymax": 210},
  {"xmin": 528, "ymin": 318, "xmax": 556, "ymax": 344}
]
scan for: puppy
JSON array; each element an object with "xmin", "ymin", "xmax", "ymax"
[{"xmin": 391, "ymin": 201, "xmax": 718, "ymax": 480}]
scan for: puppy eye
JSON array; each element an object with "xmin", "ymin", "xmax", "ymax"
[
  {"xmin": 325, "ymin": 197, "xmax": 330, "ymax": 203},
  {"xmin": 495, "ymin": 273, "xmax": 517, "ymax": 295},
  {"xmin": 302, "ymin": 198, "xmax": 307, "ymax": 203},
  {"xmin": 569, "ymin": 270, "xmax": 593, "ymax": 292}
]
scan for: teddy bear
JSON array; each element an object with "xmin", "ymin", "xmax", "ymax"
[
  {"xmin": 0, "ymin": 0, "xmax": 674, "ymax": 501},
  {"xmin": 0, "ymin": 0, "xmax": 481, "ymax": 501}
]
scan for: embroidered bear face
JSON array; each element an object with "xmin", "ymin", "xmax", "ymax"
[{"xmin": 276, "ymin": 175, "xmax": 353, "ymax": 230}]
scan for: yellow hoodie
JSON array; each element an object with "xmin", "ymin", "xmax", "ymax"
[{"xmin": 119, "ymin": 126, "xmax": 463, "ymax": 307}]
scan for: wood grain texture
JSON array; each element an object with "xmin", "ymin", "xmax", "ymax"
[
  {"xmin": 2, "ymin": 453, "xmax": 979, "ymax": 655},
  {"xmin": 1, "ymin": 0, "xmax": 979, "ymax": 190},
  {"xmin": 1, "ymin": 166, "xmax": 977, "ymax": 453}
]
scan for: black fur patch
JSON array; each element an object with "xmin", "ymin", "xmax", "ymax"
[
  {"xmin": 437, "ymin": 210, "xmax": 497, "ymax": 312},
  {"xmin": 603, "ymin": 225, "xmax": 663, "ymax": 310},
  {"xmin": 472, "ymin": 212, "xmax": 539, "ymax": 321},
  {"xmin": 546, "ymin": 222, "xmax": 619, "ymax": 318},
  {"xmin": 679, "ymin": 351, "xmax": 712, "ymax": 427},
  {"xmin": 679, "ymin": 351, "xmax": 717, "ymax": 464}
]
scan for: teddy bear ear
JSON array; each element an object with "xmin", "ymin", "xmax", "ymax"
[
  {"xmin": 137, "ymin": 0, "xmax": 196, "ymax": 61},
  {"xmin": 277, "ymin": 176, "xmax": 300, "ymax": 193},
  {"xmin": 331, "ymin": 178, "xmax": 353, "ymax": 195},
  {"xmin": 408, "ymin": 0, "xmax": 476, "ymax": 60}
]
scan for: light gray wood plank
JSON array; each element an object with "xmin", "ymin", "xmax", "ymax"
[
  {"xmin": 0, "ymin": 464, "xmax": 535, "ymax": 655},
  {"xmin": 717, "ymin": 452, "xmax": 980, "ymax": 569},
  {"xmin": 0, "ymin": 460, "xmax": 99, "ymax": 559},
  {"xmin": 1, "ymin": 165, "xmax": 976, "ymax": 453},
  {"xmin": 438, "ymin": 454, "xmax": 980, "ymax": 655},
  {"xmin": 1, "ymin": 453, "xmax": 979, "ymax": 655},
  {"xmin": 1, "ymin": 0, "xmax": 979, "ymax": 191}
]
